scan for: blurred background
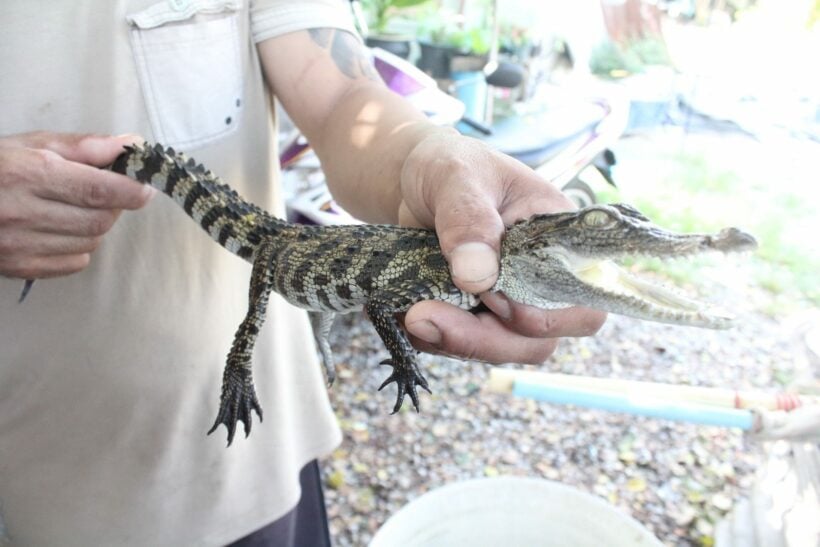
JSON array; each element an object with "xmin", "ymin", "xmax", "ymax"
[{"xmin": 289, "ymin": 1, "xmax": 820, "ymax": 545}]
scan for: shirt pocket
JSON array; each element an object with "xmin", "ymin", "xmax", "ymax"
[{"xmin": 127, "ymin": 0, "xmax": 244, "ymax": 149}]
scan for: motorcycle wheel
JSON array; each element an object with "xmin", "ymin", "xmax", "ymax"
[{"xmin": 562, "ymin": 178, "xmax": 597, "ymax": 208}]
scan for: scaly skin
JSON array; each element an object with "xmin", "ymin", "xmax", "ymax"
[{"xmin": 103, "ymin": 143, "xmax": 756, "ymax": 444}]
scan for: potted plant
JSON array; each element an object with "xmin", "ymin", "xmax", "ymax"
[
  {"xmin": 361, "ymin": 0, "xmax": 432, "ymax": 59},
  {"xmin": 416, "ymin": 5, "xmax": 493, "ymax": 78},
  {"xmin": 416, "ymin": 18, "xmax": 458, "ymax": 79},
  {"xmin": 447, "ymin": 26, "xmax": 492, "ymax": 72}
]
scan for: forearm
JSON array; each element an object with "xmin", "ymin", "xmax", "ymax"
[
  {"xmin": 258, "ymin": 29, "xmax": 455, "ymax": 224},
  {"xmin": 310, "ymin": 81, "xmax": 449, "ymax": 224}
]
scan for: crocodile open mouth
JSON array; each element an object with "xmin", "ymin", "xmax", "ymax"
[
  {"xmin": 553, "ymin": 222, "xmax": 759, "ymax": 329},
  {"xmin": 572, "ymin": 258, "xmax": 735, "ymax": 329},
  {"xmin": 500, "ymin": 204, "xmax": 758, "ymax": 329}
]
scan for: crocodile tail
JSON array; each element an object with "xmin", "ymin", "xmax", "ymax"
[{"xmin": 111, "ymin": 142, "xmax": 294, "ymax": 260}]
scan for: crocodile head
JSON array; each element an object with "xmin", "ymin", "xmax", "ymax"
[{"xmin": 496, "ymin": 203, "xmax": 758, "ymax": 328}]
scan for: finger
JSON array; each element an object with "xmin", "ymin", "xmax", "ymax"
[
  {"xmin": 494, "ymin": 166, "xmax": 578, "ymax": 224},
  {"xmin": 13, "ymin": 132, "xmax": 143, "ymax": 168},
  {"xmin": 25, "ymin": 201, "xmax": 120, "ymax": 238},
  {"xmin": 399, "ymin": 135, "xmax": 505, "ymax": 294},
  {"xmin": 433, "ymin": 192, "xmax": 506, "ymax": 294},
  {"xmin": 24, "ymin": 234, "xmax": 103, "ymax": 256},
  {"xmin": 0, "ymin": 227, "xmax": 102, "ymax": 265},
  {"xmin": 29, "ymin": 149, "xmax": 154, "ymax": 210},
  {"xmin": 0, "ymin": 253, "xmax": 91, "ymax": 279},
  {"xmin": 482, "ymin": 291, "xmax": 607, "ymax": 338},
  {"xmin": 404, "ymin": 300, "xmax": 560, "ymax": 365}
]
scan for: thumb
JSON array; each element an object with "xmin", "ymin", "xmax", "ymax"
[
  {"xmin": 435, "ymin": 195, "xmax": 506, "ymax": 294},
  {"xmin": 49, "ymin": 133, "xmax": 144, "ymax": 167},
  {"xmin": 20, "ymin": 132, "xmax": 144, "ymax": 167},
  {"xmin": 398, "ymin": 130, "xmax": 508, "ymax": 294}
]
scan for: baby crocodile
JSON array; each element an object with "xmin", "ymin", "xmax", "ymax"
[{"xmin": 99, "ymin": 143, "xmax": 755, "ymax": 444}]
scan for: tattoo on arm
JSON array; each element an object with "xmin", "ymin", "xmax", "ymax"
[{"xmin": 308, "ymin": 28, "xmax": 382, "ymax": 82}]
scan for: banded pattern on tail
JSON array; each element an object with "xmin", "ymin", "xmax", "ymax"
[{"xmin": 110, "ymin": 143, "xmax": 296, "ymax": 261}]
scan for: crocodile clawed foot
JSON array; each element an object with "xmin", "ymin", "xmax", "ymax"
[
  {"xmin": 207, "ymin": 366, "xmax": 263, "ymax": 446},
  {"xmin": 324, "ymin": 364, "xmax": 337, "ymax": 388},
  {"xmin": 377, "ymin": 358, "xmax": 431, "ymax": 413}
]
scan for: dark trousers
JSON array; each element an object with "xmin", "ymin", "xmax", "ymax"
[{"xmin": 227, "ymin": 460, "xmax": 331, "ymax": 547}]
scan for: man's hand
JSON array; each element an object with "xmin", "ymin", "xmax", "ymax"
[
  {"xmin": 258, "ymin": 28, "xmax": 605, "ymax": 366},
  {"xmin": 399, "ymin": 130, "xmax": 607, "ymax": 364},
  {"xmin": 0, "ymin": 132, "xmax": 154, "ymax": 280}
]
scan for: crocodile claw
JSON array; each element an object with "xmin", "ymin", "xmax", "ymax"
[
  {"xmin": 378, "ymin": 358, "xmax": 431, "ymax": 413},
  {"xmin": 207, "ymin": 366, "xmax": 263, "ymax": 446},
  {"xmin": 18, "ymin": 279, "xmax": 35, "ymax": 303}
]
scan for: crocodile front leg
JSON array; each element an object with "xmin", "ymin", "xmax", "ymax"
[
  {"xmin": 365, "ymin": 293, "xmax": 432, "ymax": 413},
  {"xmin": 208, "ymin": 240, "xmax": 277, "ymax": 445}
]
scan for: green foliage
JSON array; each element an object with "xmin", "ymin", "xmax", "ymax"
[
  {"xmin": 446, "ymin": 27, "xmax": 493, "ymax": 55},
  {"xmin": 498, "ymin": 22, "xmax": 534, "ymax": 55},
  {"xmin": 629, "ymin": 37, "xmax": 672, "ymax": 66},
  {"xmin": 590, "ymin": 38, "xmax": 671, "ymax": 78},
  {"xmin": 362, "ymin": 0, "xmax": 432, "ymax": 35},
  {"xmin": 809, "ymin": 0, "xmax": 820, "ymax": 28},
  {"xmin": 414, "ymin": 0, "xmax": 495, "ymax": 54},
  {"xmin": 590, "ymin": 41, "xmax": 643, "ymax": 77},
  {"xmin": 415, "ymin": 16, "xmax": 492, "ymax": 55}
]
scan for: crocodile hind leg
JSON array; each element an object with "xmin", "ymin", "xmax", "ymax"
[
  {"xmin": 208, "ymin": 241, "xmax": 277, "ymax": 445},
  {"xmin": 309, "ymin": 311, "xmax": 337, "ymax": 386},
  {"xmin": 365, "ymin": 291, "xmax": 432, "ymax": 413}
]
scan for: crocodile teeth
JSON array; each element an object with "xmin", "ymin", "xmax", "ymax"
[{"xmin": 573, "ymin": 259, "xmax": 734, "ymax": 329}]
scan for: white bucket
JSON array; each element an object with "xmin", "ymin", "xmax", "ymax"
[{"xmin": 369, "ymin": 477, "xmax": 663, "ymax": 547}]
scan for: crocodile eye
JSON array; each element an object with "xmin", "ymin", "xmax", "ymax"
[{"xmin": 582, "ymin": 209, "xmax": 616, "ymax": 228}]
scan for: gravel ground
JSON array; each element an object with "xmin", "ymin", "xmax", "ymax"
[{"xmin": 319, "ymin": 263, "xmax": 805, "ymax": 546}]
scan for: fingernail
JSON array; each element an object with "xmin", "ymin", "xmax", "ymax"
[
  {"xmin": 451, "ymin": 242, "xmax": 498, "ymax": 286},
  {"xmin": 407, "ymin": 320, "xmax": 442, "ymax": 345},
  {"xmin": 143, "ymin": 185, "xmax": 159, "ymax": 200},
  {"xmin": 115, "ymin": 133, "xmax": 143, "ymax": 143},
  {"xmin": 487, "ymin": 292, "xmax": 513, "ymax": 321}
]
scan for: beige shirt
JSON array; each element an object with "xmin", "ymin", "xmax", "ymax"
[{"xmin": 0, "ymin": 1, "xmax": 354, "ymax": 544}]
